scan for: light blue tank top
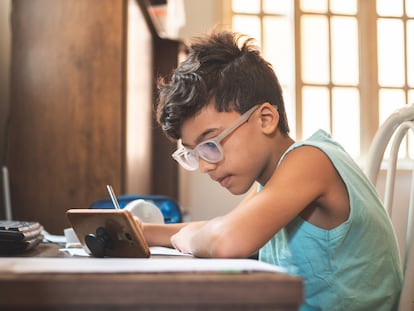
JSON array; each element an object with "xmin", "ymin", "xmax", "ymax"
[{"xmin": 258, "ymin": 130, "xmax": 403, "ymax": 311}]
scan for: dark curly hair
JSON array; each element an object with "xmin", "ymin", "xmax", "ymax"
[{"xmin": 156, "ymin": 31, "xmax": 289, "ymax": 140}]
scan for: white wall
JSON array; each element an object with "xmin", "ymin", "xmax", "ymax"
[
  {"xmin": 178, "ymin": 0, "xmax": 225, "ymax": 42},
  {"xmin": 178, "ymin": 169, "xmax": 247, "ymax": 221}
]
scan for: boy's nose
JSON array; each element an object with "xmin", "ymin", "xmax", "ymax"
[{"xmin": 198, "ymin": 158, "xmax": 217, "ymax": 173}]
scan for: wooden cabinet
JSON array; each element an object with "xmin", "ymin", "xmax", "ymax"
[{"xmin": 7, "ymin": 0, "xmax": 180, "ymax": 234}]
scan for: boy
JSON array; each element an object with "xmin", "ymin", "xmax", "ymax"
[{"xmin": 143, "ymin": 31, "xmax": 402, "ymax": 310}]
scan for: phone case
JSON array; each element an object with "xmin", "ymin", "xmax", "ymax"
[{"xmin": 66, "ymin": 209, "xmax": 150, "ymax": 258}]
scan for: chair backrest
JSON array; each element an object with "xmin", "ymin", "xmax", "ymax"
[{"xmin": 365, "ymin": 104, "xmax": 414, "ymax": 311}]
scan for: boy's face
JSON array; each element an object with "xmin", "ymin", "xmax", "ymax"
[{"xmin": 179, "ymin": 101, "xmax": 272, "ymax": 195}]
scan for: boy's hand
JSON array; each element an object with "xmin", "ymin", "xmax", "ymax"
[{"xmin": 170, "ymin": 222, "xmax": 204, "ymax": 255}]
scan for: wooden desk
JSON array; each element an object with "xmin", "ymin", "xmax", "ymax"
[{"xmin": 0, "ymin": 243, "xmax": 303, "ymax": 311}]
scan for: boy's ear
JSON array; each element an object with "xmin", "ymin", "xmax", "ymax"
[{"xmin": 258, "ymin": 103, "xmax": 279, "ymax": 135}]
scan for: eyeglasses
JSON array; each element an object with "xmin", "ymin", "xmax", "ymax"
[{"xmin": 172, "ymin": 105, "xmax": 260, "ymax": 171}]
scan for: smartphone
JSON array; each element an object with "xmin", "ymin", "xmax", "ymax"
[{"xmin": 66, "ymin": 209, "xmax": 150, "ymax": 258}]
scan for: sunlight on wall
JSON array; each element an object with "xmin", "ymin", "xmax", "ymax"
[{"xmin": 126, "ymin": 0, "xmax": 152, "ymax": 194}]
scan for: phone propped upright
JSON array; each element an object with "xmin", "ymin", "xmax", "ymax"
[{"xmin": 66, "ymin": 209, "xmax": 150, "ymax": 258}]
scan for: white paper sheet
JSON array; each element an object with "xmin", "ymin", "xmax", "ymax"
[
  {"xmin": 42, "ymin": 231, "xmax": 67, "ymax": 245},
  {"xmin": 0, "ymin": 257, "xmax": 286, "ymax": 274},
  {"xmin": 149, "ymin": 246, "xmax": 192, "ymax": 256}
]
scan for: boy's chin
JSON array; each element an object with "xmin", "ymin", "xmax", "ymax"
[{"xmin": 224, "ymin": 183, "xmax": 253, "ymax": 196}]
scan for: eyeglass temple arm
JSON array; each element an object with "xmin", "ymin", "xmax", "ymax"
[{"xmin": 215, "ymin": 105, "xmax": 260, "ymax": 142}]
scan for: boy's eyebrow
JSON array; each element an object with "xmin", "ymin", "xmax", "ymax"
[{"xmin": 181, "ymin": 128, "xmax": 221, "ymax": 148}]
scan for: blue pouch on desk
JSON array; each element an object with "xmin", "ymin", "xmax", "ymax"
[{"xmin": 90, "ymin": 195, "xmax": 182, "ymax": 224}]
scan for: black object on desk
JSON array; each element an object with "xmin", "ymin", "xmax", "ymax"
[{"xmin": 0, "ymin": 220, "xmax": 43, "ymax": 254}]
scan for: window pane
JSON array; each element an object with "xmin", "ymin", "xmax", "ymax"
[
  {"xmin": 232, "ymin": 0, "xmax": 260, "ymax": 13},
  {"xmin": 263, "ymin": 0, "xmax": 291, "ymax": 15},
  {"xmin": 301, "ymin": 0, "xmax": 327, "ymax": 13},
  {"xmin": 407, "ymin": 0, "xmax": 414, "ymax": 17},
  {"xmin": 331, "ymin": 16, "xmax": 359, "ymax": 85},
  {"xmin": 377, "ymin": 0, "xmax": 404, "ymax": 17},
  {"xmin": 301, "ymin": 15, "xmax": 329, "ymax": 84},
  {"xmin": 330, "ymin": 0, "xmax": 357, "ymax": 15},
  {"xmin": 332, "ymin": 87, "xmax": 360, "ymax": 157},
  {"xmin": 283, "ymin": 86, "xmax": 296, "ymax": 139},
  {"xmin": 410, "ymin": 90, "xmax": 414, "ymax": 158},
  {"xmin": 232, "ymin": 15, "xmax": 261, "ymax": 43},
  {"xmin": 377, "ymin": 19, "xmax": 405, "ymax": 87},
  {"xmin": 264, "ymin": 17, "xmax": 293, "ymax": 84},
  {"xmin": 302, "ymin": 87, "xmax": 330, "ymax": 138},
  {"xmin": 408, "ymin": 20, "xmax": 414, "ymax": 87},
  {"xmin": 379, "ymin": 89, "xmax": 406, "ymax": 124},
  {"xmin": 379, "ymin": 89, "xmax": 407, "ymax": 158},
  {"xmin": 409, "ymin": 90, "xmax": 414, "ymax": 105}
]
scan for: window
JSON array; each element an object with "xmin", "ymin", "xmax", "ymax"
[
  {"xmin": 225, "ymin": 0, "xmax": 414, "ymax": 161},
  {"xmin": 376, "ymin": 0, "xmax": 414, "ymax": 158}
]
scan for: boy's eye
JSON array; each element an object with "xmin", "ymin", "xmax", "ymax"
[
  {"xmin": 203, "ymin": 141, "xmax": 217, "ymax": 150},
  {"xmin": 198, "ymin": 141, "xmax": 222, "ymax": 160}
]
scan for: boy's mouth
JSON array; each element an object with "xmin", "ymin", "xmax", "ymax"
[{"xmin": 216, "ymin": 175, "xmax": 232, "ymax": 187}]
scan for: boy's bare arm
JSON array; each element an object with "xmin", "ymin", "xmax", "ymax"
[
  {"xmin": 172, "ymin": 146, "xmax": 349, "ymax": 258},
  {"xmin": 142, "ymin": 186, "xmax": 257, "ymax": 252},
  {"xmin": 168, "ymin": 187, "xmax": 259, "ymax": 255},
  {"xmin": 143, "ymin": 221, "xmax": 206, "ymax": 248}
]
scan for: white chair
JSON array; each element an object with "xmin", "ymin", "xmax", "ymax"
[{"xmin": 365, "ymin": 104, "xmax": 414, "ymax": 311}]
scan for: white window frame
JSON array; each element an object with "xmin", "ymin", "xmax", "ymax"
[{"xmin": 219, "ymin": 0, "xmax": 414, "ymax": 162}]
